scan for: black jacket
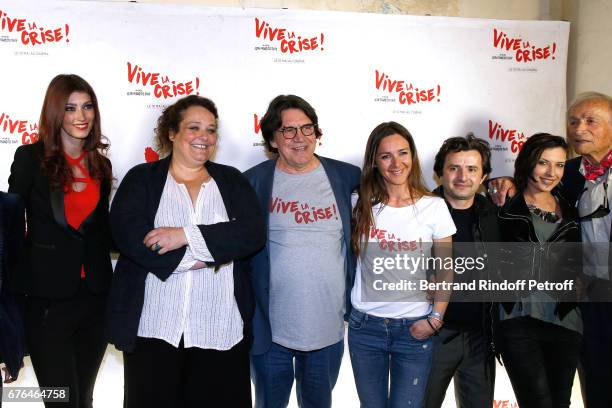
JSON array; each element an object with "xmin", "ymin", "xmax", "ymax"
[
  {"xmin": 434, "ymin": 187, "xmax": 501, "ymax": 353},
  {"xmin": 434, "ymin": 186, "xmax": 501, "ymax": 244},
  {"xmin": 8, "ymin": 142, "xmax": 113, "ymax": 298},
  {"xmin": 0, "ymin": 191, "xmax": 26, "ymax": 379},
  {"xmin": 558, "ymin": 157, "xmax": 586, "ymax": 206},
  {"xmin": 106, "ymin": 156, "xmax": 266, "ymax": 352},
  {"xmin": 498, "ymin": 192, "xmax": 580, "ymax": 318}
]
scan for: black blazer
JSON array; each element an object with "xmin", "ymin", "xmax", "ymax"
[
  {"xmin": 106, "ymin": 156, "xmax": 265, "ymax": 352},
  {"xmin": 558, "ymin": 157, "xmax": 586, "ymax": 211},
  {"xmin": 0, "ymin": 191, "xmax": 26, "ymax": 379},
  {"xmin": 8, "ymin": 142, "xmax": 113, "ymax": 298}
]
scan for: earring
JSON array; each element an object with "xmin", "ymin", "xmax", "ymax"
[{"xmin": 318, "ymin": 141, "xmax": 322, "ymax": 146}]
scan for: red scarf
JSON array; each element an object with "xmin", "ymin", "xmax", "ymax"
[{"xmin": 583, "ymin": 149, "xmax": 612, "ymax": 181}]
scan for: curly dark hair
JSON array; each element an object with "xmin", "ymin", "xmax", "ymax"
[
  {"xmin": 514, "ymin": 133, "xmax": 569, "ymax": 192},
  {"xmin": 39, "ymin": 74, "xmax": 112, "ymax": 190},
  {"xmin": 433, "ymin": 133, "xmax": 492, "ymax": 178},
  {"xmin": 259, "ymin": 95, "xmax": 322, "ymax": 153},
  {"xmin": 155, "ymin": 95, "xmax": 219, "ymax": 157}
]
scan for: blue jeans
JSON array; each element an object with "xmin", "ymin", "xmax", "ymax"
[
  {"xmin": 348, "ymin": 309, "xmax": 434, "ymax": 408},
  {"xmin": 250, "ymin": 339, "xmax": 344, "ymax": 408}
]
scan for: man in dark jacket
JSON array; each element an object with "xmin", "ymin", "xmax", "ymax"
[
  {"xmin": 562, "ymin": 92, "xmax": 612, "ymax": 408},
  {"xmin": 245, "ymin": 95, "xmax": 360, "ymax": 408},
  {"xmin": 424, "ymin": 134, "xmax": 501, "ymax": 408},
  {"xmin": 0, "ymin": 191, "xmax": 26, "ymax": 404}
]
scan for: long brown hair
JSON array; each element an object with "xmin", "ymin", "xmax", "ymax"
[
  {"xmin": 39, "ymin": 74, "xmax": 112, "ymax": 190},
  {"xmin": 352, "ymin": 121, "xmax": 431, "ymax": 256}
]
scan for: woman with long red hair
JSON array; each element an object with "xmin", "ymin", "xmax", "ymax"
[{"xmin": 8, "ymin": 74, "xmax": 113, "ymax": 408}]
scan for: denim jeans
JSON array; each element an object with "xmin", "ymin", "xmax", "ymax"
[
  {"xmin": 348, "ymin": 309, "xmax": 434, "ymax": 408},
  {"xmin": 250, "ymin": 340, "xmax": 344, "ymax": 408}
]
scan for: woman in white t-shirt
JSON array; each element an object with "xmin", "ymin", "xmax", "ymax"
[{"xmin": 350, "ymin": 121, "xmax": 456, "ymax": 408}]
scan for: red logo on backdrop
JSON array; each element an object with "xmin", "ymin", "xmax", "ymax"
[
  {"xmin": 488, "ymin": 120, "xmax": 526, "ymax": 153},
  {"xmin": 375, "ymin": 70, "xmax": 441, "ymax": 106},
  {"xmin": 493, "ymin": 400, "xmax": 519, "ymax": 408},
  {"xmin": 492, "ymin": 28, "xmax": 556, "ymax": 63},
  {"xmin": 251, "ymin": 113, "xmax": 266, "ymax": 147},
  {"xmin": 144, "ymin": 147, "xmax": 159, "ymax": 163},
  {"xmin": 0, "ymin": 112, "xmax": 38, "ymax": 145},
  {"xmin": 0, "ymin": 9, "xmax": 70, "ymax": 46},
  {"xmin": 127, "ymin": 62, "xmax": 201, "ymax": 99},
  {"xmin": 253, "ymin": 114, "xmax": 262, "ymax": 135},
  {"xmin": 254, "ymin": 17, "xmax": 325, "ymax": 54}
]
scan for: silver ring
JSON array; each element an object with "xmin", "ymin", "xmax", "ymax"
[{"xmin": 152, "ymin": 243, "xmax": 161, "ymax": 252}]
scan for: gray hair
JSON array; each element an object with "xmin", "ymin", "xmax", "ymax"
[{"xmin": 568, "ymin": 92, "xmax": 612, "ymax": 123}]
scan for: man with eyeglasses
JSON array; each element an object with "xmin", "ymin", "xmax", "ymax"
[
  {"xmin": 244, "ymin": 95, "xmax": 360, "ymax": 408},
  {"xmin": 490, "ymin": 92, "xmax": 612, "ymax": 407}
]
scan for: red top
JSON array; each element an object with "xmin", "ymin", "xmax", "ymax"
[{"xmin": 64, "ymin": 151, "xmax": 100, "ymax": 278}]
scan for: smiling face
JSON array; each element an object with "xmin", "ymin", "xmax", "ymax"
[
  {"xmin": 568, "ymin": 100, "xmax": 612, "ymax": 163},
  {"xmin": 271, "ymin": 108, "xmax": 319, "ymax": 174},
  {"xmin": 375, "ymin": 133, "xmax": 412, "ymax": 188},
  {"xmin": 441, "ymin": 150, "xmax": 486, "ymax": 207},
  {"xmin": 526, "ymin": 147, "xmax": 567, "ymax": 194},
  {"xmin": 170, "ymin": 105, "xmax": 218, "ymax": 167},
  {"xmin": 61, "ymin": 91, "xmax": 95, "ymax": 143}
]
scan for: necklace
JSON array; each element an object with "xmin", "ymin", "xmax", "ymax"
[{"xmin": 526, "ymin": 204, "xmax": 560, "ymax": 223}]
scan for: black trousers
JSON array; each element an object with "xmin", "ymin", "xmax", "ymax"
[
  {"xmin": 579, "ymin": 303, "xmax": 612, "ymax": 408},
  {"xmin": 424, "ymin": 328, "xmax": 495, "ymax": 408},
  {"xmin": 498, "ymin": 316, "xmax": 581, "ymax": 408},
  {"xmin": 123, "ymin": 336, "xmax": 252, "ymax": 408},
  {"xmin": 24, "ymin": 283, "xmax": 107, "ymax": 408}
]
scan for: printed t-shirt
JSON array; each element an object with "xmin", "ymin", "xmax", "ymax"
[
  {"xmin": 351, "ymin": 195, "xmax": 456, "ymax": 319},
  {"xmin": 269, "ymin": 164, "xmax": 345, "ymax": 351}
]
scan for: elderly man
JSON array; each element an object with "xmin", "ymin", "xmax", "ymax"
[
  {"xmin": 244, "ymin": 95, "xmax": 360, "ymax": 408},
  {"xmin": 492, "ymin": 92, "xmax": 612, "ymax": 407},
  {"xmin": 424, "ymin": 134, "xmax": 499, "ymax": 408},
  {"xmin": 559, "ymin": 92, "xmax": 612, "ymax": 408}
]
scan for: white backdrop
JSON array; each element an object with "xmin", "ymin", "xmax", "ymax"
[
  {"xmin": 0, "ymin": 0, "xmax": 569, "ymax": 189},
  {"xmin": 0, "ymin": 1, "xmax": 575, "ymax": 407}
]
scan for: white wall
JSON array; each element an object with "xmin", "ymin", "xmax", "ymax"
[{"xmin": 563, "ymin": 0, "xmax": 612, "ymax": 99}]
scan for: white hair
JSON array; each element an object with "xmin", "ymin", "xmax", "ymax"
[{"xmin": 568, "ymin": 92, "xmax": 612, "ymax": 123}]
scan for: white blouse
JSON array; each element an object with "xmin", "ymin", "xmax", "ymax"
[{"xmin": 137, "ymin": 173, "xmax": 243, "ymax": 350}]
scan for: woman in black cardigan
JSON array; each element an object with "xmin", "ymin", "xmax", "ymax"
[
  {"xmin": 8, "ymin": 74, "xmax": 113, "ymax": 408},
  {"xmin": 107, "ymin": 95, "xmax": 265, "ymax": 408}
]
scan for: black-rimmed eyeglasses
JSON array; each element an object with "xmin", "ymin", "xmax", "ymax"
[
  {"xmin": 276, "ymin": 124, "xmax": 317, "ymax": 139},
  {"xmin": 578, "ymin": 182, "xmax": 610, "ymax": 221}
]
